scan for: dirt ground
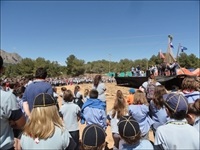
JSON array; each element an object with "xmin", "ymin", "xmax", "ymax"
[{"xmin": 56, "ymin": 82, "xmax": 154, "ymax": 149}]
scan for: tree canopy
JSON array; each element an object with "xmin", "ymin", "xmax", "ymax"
[{"xmin": 3, "ymin": 52, "xmax": 199, "ymax": 78}]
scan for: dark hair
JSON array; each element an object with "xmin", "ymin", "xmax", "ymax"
[
  {"xmin": 61, "ymin": 87, "xmax": 67, "ymax": 92},
  {"xmin": 188, "ymin": 99, "xmax": 200, "ymax": 116},
  {"xmin": 63, "ymin": 90, "xmax": 74, "ymax": 102},
  {"xmin": 0, "ymin": 55, "xmax": 3, "ymax": 69},
  {"xmin": 89, "ymin": 89, "xmax": 98, "ymax": 99},
  {"xmin": 74, "ymin": 85, "xmax": 80, "ymax": 96},
  {"xmin": 171, "ymin": 85, "xmax": 179, "ymax": 92},
  {"xmin": 120, "ymin": 132, "xmax": 141, "ymax": 145},
  {"xmin": 52, "ymin": 87, "xmax": 57, "ymax": 93},
  {"xmin": 35, "ymin": 67, "xmax": 47, "ymax": 79},
  {"xmin": 164, "ymin": 103, "xmax": 187, "ymax": 120},
  {"xmin": 153, "ymin": 85, "xmax": 167, "ymax": 109},
  {"xmin": 13, "ymin": 86, "xmax": 26, "ymax": 98},
  {"xmin": 93, "ymin": 75, "xmax": 102, "ymax": 88}
]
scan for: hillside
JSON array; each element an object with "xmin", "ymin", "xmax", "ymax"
[{"xmin": 0, "ymin": 49, "xmax": 22, "ymax": 64}]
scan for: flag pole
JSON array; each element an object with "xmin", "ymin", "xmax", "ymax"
[
  {"xmin": 166, "ymin": 35, "xmax": 174, "ymax": 64},
  {"xmin": 175, "ymin": 43, "xmax": 186, "ymax": 75},
  {"xmin": 159, "ymin": 49, "xmax": 161, "ymax": 59},
  {"xmin": 176, "ymin": 43, "xmax": 181, "ymax": 62}
]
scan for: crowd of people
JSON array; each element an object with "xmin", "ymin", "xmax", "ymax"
[
  {"xmin": 1, "ymin": 55, "xmax": 200, "ymax": 150},
  {"xmin": 131, "ymin": 60, "xmax": 179, "ymax": 77}
]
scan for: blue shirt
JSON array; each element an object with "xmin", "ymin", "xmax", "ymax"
[
  {"xmin": 1, "ymin": 90, "xmax": 23, "ymax": 149},
  {"xmin": 129, "ymin": 104, "xmax": 154, "ymax": 136},
  {"xmin": 22, "ymin": 80, "xmax": 53, "ymax": 111},
  {"xmin": 184, "ymin": 91, "xmax": 200, "ymax": 104},
  {"xmin": 81, "ymin": 98, "xmax": 107, "ymax": 129},
  {"xmin": 119, "ymin": 139, "xmax": 154, "ymax": 150},
  {"xmin": 149, "ymin": 100, "xmax": 169, "ymax": 131}
]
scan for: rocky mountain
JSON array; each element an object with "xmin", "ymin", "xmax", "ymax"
[{"xmin": 0, "ymin": 49, "xmax": 23, "ymax": 64}]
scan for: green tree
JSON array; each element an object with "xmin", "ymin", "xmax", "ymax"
[
  {"xmin": 17, "ymin": 58, "xmax": 35, "ymax": 76},
  {"xmin": 187, "ymin": 54, "xmax": 199, "ymax": 68},
  {"xmin": 48, "ymin": 61, "xmax": 62, "ymax": 77},
  {"xmin": 117, "ymin": 59, "xmax": 134, "ymax": 72},
  {"xmin": 65, "ymin": 55, "xmax": 85, "ymax": 76},
  {"xmin": 4, "ymin": 64, "xmax": 19, "ymax": 77},
  {"xmin": 149, "ymin": 55, "xmax": 162, "ymax": 67}
]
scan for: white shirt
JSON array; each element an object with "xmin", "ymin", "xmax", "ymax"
[
  {"xmin": 60, "ymin": 102, "xmax": 80, "ymax": 132},
  {"xmin": 155, "ymin": 119, "xmax": 200, "ymax": 149}
]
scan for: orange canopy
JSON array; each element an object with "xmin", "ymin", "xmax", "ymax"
[{"xmin": 177, "ymin": 68, "xmax": 200, "ymax": 76}]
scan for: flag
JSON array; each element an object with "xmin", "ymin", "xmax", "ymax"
[
  {"xmin": 159, "ymin": 50, "xmax": 165, "ymax": 59},
  {"xmin": 170, "ymin": 42, "xmax": 174, "ymax": 48},
  {"xmin": 181, "ymin": 46, "xmax": 187, "ymax": 52}
]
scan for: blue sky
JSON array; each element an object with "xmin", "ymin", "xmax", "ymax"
[{"xmin": 1, "ymin": 1, "xmax": 199, "ymax": 65}]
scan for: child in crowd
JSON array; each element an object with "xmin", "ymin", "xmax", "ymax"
[
  {"xmin": 140, "ymin": 73, "xmax": 161, "ymax": 103},
  {"xmin": 126, "ymin": 88, "xmax": 135, "ymax": 105},
  {"xmin": 0, "ymin": 56, "xmax": 26, "ymax": 150},
  {"xmin": 59, "ymin": 90, "xmax": 81, "ymax": 150},
  {"xmin": 52, "ymin": 86, "xmax": 59, "ymax": 102},
  {"xmin": 83, "ymin": 89, "xmax": 89, "ymax": 103},
  {"xmin": 59, "ymin": 86, "xmax": 67, "ymax": 97},
  {"xmin": 149, "ymin": 85, "xmax": 169, "ymax": 134},
  {"xmin": 14, "ymin": 86, "xmax": 26, "ymax": 115},
  {"xmin": 13, "ymin": 85, "xmax": 26, "ymax": 150},
  {"xmin": 81, "ymin": 124, "xmax": 106, "ymax": 150},
  {"xmin": 74, "ymin": 85, "xmax": 83, "ymax": 108},
  {"xmin": 92, "ymin": 75, "xmax": 106, "ymax": 103},
  {"xmin": 81, "ymin": 89, "xmax": 107, "ymax": 130},
  {"xmin": 20, "ymin": 93, "xmax": 76, "ymax": 150},
  {"xmin": 52, "ymin": 86, "xmax": 59, "ymax": 109},
  {"xmin": 154, "ymin": 93, "xmax": 199, "ymax": 149},
  {"xmin": 118, "ymin": 116, "xmax": 154, "ymax": 149},
  {"xmin": 59, "ymin": 86, "xmax": 67, "ymax": 105},
  {"xmin": 181, "ymin": 76, "xmax": 200, "ymax": 103},
  {"xmin": 128, "ymin": 90, "xmax": 154, "ymax": 139},
  {"xmin": 107, "ymin": 90, "xmax": 128, "ymax": 149},
  {"xmin": 186, "ymin": 98, "xmax": 200, "ymax": 133}
]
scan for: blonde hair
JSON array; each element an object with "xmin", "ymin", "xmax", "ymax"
[
  {"xmin": 23, "ymin": 105, "xmax": 64, "ymax": 139},
  {"xmin": 112, "ymin": 90, "xmax": 128, "ymax": 118},
  {"xmin": 134, "ymin": 90, "xmax": 148, "ymax": 105}
]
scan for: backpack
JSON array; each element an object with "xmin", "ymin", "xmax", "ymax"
[{"xmin": 146, "ymin": 82, "xmax": 156, "ymax": 100}]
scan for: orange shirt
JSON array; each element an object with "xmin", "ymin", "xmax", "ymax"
[{"xmin": 126, "ymin": 94, "xmax": 134, "ymax": 105}]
